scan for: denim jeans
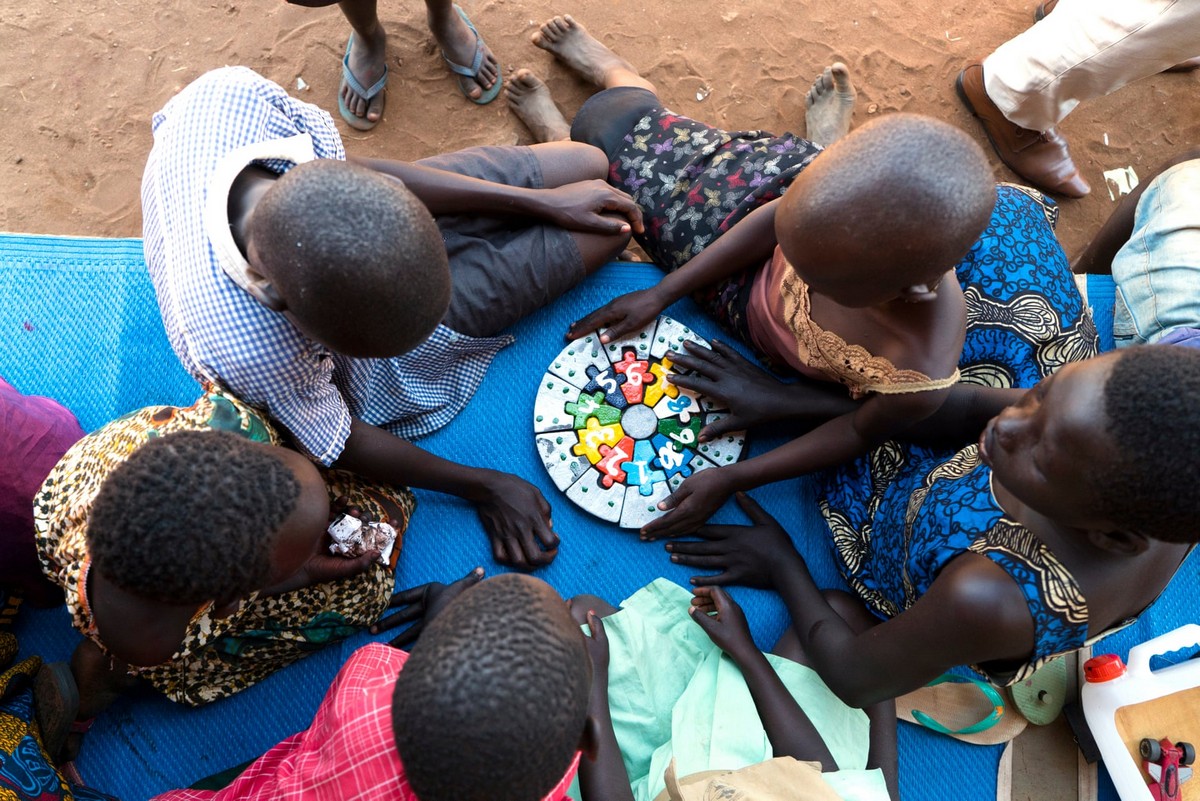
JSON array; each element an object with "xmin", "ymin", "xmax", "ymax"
[{"xmin": 1112, "ymin": 159, "xmax": 1200, "ymax": 348}]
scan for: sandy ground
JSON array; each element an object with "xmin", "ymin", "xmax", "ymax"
[{"xmin": 1, "ymin": 0, "xmax": 1197, "ymax": 258}]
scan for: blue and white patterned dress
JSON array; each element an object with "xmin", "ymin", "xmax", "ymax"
[{"xmin": 817, "ymin": 184, "xmax": 1101, "ymax": 685}]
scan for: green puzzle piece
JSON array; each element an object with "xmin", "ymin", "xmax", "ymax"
[
  {"xmin": 564, "ymin": 391, "xmax": 623, "ymax": 429},
  {"xmin": 657, "ymin": 416, "xmax": 703, "ymax": 451}
]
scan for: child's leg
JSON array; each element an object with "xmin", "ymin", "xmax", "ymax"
[
  {"xmin": 425, "ymin": 0, "xmax": 500, "ymax": 100},
  {"xmin": 532, "ymin": 15, "xmax": 655, "ymax": 93},
  {"xmin": 527, "ymin": 142, "xmax": 633, "ymax": 272},
  {"xmin": 773, "ymin": 589, "xmax": 899, "ymax": 801},
  {"xmin": 335, "ymin": 0, "xmax": 388, "ymax": 124}
]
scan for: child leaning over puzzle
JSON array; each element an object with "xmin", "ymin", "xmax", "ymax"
[
  {"xmin": 509, "ymin": 17, "xmax": 996, "ymax": 538},
  {"xmin": 573, "ymin": 579, "xmax": 896, "ymax": 801},
  {"xmin": 150, "ymin": 573, "xmax": 586, "ymax": 801},
  {"xmin": 149, "ymin": 573, "xmax": 895, "ymax": 801}
]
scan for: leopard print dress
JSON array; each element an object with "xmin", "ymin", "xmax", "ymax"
[{"xmin": 33, "ymin": 390, "xmax": 415, "ymax": 706}]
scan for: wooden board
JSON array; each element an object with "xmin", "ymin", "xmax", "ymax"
[{"xmin": 1114, "ymin": 686, "xmax": 1200, "ymax": 801}]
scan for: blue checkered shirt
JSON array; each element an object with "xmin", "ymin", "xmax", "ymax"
[{"xmin": 142, "ymin": 67, "xmax": 511, "ymax": 465}]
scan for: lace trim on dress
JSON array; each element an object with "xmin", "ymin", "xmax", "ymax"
[{"xmin": 779, "ymin": 263, "xmax": 960, "ymax": 399}]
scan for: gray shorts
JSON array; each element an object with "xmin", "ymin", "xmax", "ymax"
[{"xmin": 416, "ymin": 146, "xmax": 585, "ymax": 338}]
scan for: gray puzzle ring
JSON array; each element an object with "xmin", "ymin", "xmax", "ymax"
[{"xmin": 533, "ymin": 314, "xmax": 747, "ymax": 529}]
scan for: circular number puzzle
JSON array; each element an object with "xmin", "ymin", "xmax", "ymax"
[{"xmin": 533, "ymin": 315, "xmax": 746, "ymax": 528}]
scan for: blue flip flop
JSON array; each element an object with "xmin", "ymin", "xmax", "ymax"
[
  {"xmin": 339, "ymin": 34, "xmax": 388, "ymax": 131},
  {"xmin": 441, "ymin": 4, "xmax": 501, "ymax": 105}
]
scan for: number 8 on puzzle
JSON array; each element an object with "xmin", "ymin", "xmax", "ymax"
[{"xmin": 533, "ymin": 315, "xmax": 746, "ymax": 528}]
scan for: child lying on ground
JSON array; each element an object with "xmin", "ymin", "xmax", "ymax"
[{"xmin": 507, "ymin": 17, "xmax": 995, "ymax": 538}]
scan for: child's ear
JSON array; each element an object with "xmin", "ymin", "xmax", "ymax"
[
  {"xmin": 898, "ymin": 284, "xmax": 938, "ymax": 303},
  {"xmin": 244, "ymin": 268, "xmax": 287, "ymax": 312},
  {"xmin": 578, "ymin": 715, "xmax": 603, "ymax": 761}
]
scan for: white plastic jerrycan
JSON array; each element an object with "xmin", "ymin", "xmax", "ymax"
[{"xmin": 1082, "ymin": 624, "xmax": 1200, "ymax": 801}]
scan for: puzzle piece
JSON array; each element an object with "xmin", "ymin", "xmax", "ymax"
[
  {"xmin": 653, "ymin": 386, "xmax": 700, "ymax": 424},
  {"xmin": 533, "ymin": 373, "xmax": 579, "ymax": 434},
  {"xmin": 548, "ymin": 333, "xmax": 611, "ymax": 390},
  {"xmin": 618, "ymin": 479, "xmax": 672, "ymax": 528},
  {"xmin": 697, "ymin": 427, "xmax": 746, "ymax": 466},
  {"xmin": 583, "ymin": 364, "xmax": 628, "ymax": 410},
  {"xmin": 642, "ymin": 357, "xmax": 680, "ymax": 407},
  {"xmin": 571, "ymin": 418, "xmax": 626, "ymax": 464},
  {"xmin": 535, "ymin": 434, "xmax": 594, "ymax": 491},
  {"xmin": 596, "ymin": 435, "xmax": 635, "ymax": 488},
  {"xmin": 657, "ymin": 416, "xmax": 703, "ymax": 452},
  {"xmin": 649, "ymin": 316, "xmax": 710, "ymax": 359},
  {"xmin": 567, "ymin": 470, "xmax": 624, "ymax": 524},
  {"xmin": 624, "ymin": 439, "xmax": 668, "ymax": 496},
  {"xmin": 613, "ymin": 348, "xmax": 651, "ymax": 405},
  {"xmin": 564, "ymin": 391, "xmax": 622, "ymax": 429},
  {"xmin": 603, "ymin": 325, "xmax": 653, "ymax": 365},
  {"xmin": 668, "ymin": 451, "xmax": 721, "ymax": 492},
  {"xmin": 650, "ymin": 433, "xmax": 692, "ymax": 480}
]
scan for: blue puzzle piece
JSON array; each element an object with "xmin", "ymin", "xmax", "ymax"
[
  {"xmin": 583, "ymin": 364, "xmax": 628, "ymax": 410},
  {"xmin": 650, "ymin": 433, "xmax": 692, "ymax": 480},
  {"xmin": 625, "ymin": 439, "xmax": 667, "ymax": 496}
]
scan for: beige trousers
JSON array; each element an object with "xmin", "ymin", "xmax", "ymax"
[{"xmin": 982, "ymin": 0, "xmax": 1200, "ymax": 132}]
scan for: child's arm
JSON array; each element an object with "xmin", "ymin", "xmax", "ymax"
[
  {"xmin": 567, "ymin": 200, "xmax": 782, "ymax": 343},
  {"xmin": 348, "ymin": 156, "xmax": 643, "ymax": 235},
  {"xmin": 643, "ymin": 387, "xmax": 952, "ymax": 539},
  {"xmin": 578, "ymin": 611, "xmax": 638, "ymax": 801},
  {"xmin": 331, "ymin": 420, "xmax": 558, "ymax": 570},
  {"xmin": 689, "ymin": 586, "xmax": 837, "ymax": 769},
  {"xmin": 668, "ymin": 494, "xmax": 1035, "ymax": 708},
  {"xmin": 668, "ymin": 338, "xmax": 1026, "ymax": 447}
]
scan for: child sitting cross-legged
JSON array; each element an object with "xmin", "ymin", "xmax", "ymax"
[{"xmin": 509, "ymin": 17, "xmax": 998, "ymax": 538}]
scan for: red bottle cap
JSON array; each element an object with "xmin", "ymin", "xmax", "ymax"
[{"xmin": 1084, "ymin": 654, "xmax": 1127, "ymax": 683}]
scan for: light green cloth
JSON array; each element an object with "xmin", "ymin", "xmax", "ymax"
[{"xmin": 567, "ymin": 579, "xmax": 889, "ymax": 801}]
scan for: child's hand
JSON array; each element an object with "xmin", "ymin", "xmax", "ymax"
[
  {"xmin": 567, "ymin": 287, "xmax": 668, "ymax": 343},
  {"xmin": 542, "ymin": 180, "xmax": 645, "ymax": 235},
  {"xmin": 583, "ymin": 609, "xmax": 612, "ymax": 720},
  {"xmin": 668, "ymin": 340, "xmax": 855, "ymax": 440},
  {"xmin": 474, "ymin": 470, "xmax": 560, "ymax": 570},
  {"xmin": 640, "ymin": 467, "xmax": 734, "ymax": 540},
  {"xmin": 370, "ymin": 567, "xmax": 486, "ymax": 648},
  {"xmin": 690, "ymin": 586, "xmax": 757, "ymax": 663},
  {"xmin": 665, "ymin": 492, "xmax": 802, "ymax": 588}
]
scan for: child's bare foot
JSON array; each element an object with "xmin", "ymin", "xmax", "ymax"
[
  {"xmin": 429, "ymin": 5, "xmax": 499, "ymax": 101},
  {"xmin": 506, "ymin": 69, "xmax": 571, "ymax": 142},
  {"xmin": 805, "ymin": 62, "xmax": 856, "ymax": 147},
  {"xmin": 532, "ymin": 15, "xmax": 638, "ymax": 87}
]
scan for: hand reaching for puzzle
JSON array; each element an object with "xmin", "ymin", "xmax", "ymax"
[
  {"xmin": 665, "ymin": 493, "xmax": 803, "ymax": 588},
  {"xmin": 640, "ymin": 465, "xmax": 736, "ymax": 539},
  {"xmin": 473, "ymin": 469, "xmax": 560, "ymax": 569},
  {"xmin": 566, "ymin": 287, "xmax": 668, "ymax": 344}
]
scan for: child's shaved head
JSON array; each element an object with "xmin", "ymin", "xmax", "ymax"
[
  {"xmin": 777, "ymin": 113, "xmax": 995, "ymax": 305},
  {"xmin": 247, "ymin": 159, "xmax": 451, "ymax": 358},
  {"xmin": 392, "ymin": 574, "xmax": 590, "ymax": 801}
]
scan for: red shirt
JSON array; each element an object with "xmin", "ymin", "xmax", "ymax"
[{"xmin": 154, "ymin": 643, "xmax": 580, "ymax": 801}]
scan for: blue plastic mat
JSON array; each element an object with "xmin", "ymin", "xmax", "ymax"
[{"xmin": 0, "ymin": 233, "xmax": 1191, "ymax": 801}]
